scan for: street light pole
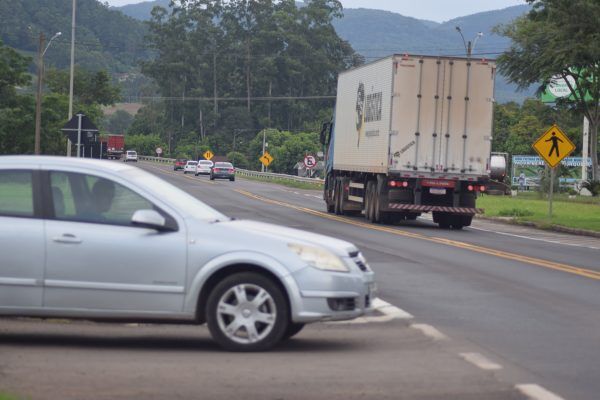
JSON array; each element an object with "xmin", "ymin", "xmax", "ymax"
[
  {"xmin": 67, "ymin": 0, "xmax": 77, "ymax": 156},
  {"xmin": 34, "ymin": 31, "xmax": 61, "ymax": 155},
  {"xmin": 455, "ymin": 26, "xmax": 483, "ymax": 58}
]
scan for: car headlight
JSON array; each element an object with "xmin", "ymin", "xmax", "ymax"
[{"xmin": 288, "ymin": 243, "xmax": 349, "ymax": 272}]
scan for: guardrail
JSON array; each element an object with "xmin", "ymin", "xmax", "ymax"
[{"xmin": 138, "ymin": 155, "xmax": 324, "ymax": 185}]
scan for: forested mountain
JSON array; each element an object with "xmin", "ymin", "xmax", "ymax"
[
  {"xmin": 115, "ymin": 0, "xmax": 170, "ymax": 20},
  {"xmin": 117, "ymin": 1, "xmax": 534, "ymax": 102},
  {"xmin": 0, "ymin": 0, "xmax": 149, "ymax": 72}
]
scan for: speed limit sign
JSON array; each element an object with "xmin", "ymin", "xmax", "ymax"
[
  {"xmin": 304, "ymin": 155, "xmax": 317, "ymax": 169},
  {"xmin": 156, "ymin": 147, "xmax": 163, "ymax": 155}
]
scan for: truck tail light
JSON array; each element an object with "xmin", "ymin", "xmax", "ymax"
[
  {"xmin": 467, "ymin": 185, "xmax": 474, "ymax": 191},
  {"xmin": 388, "ymin": 181, "xmax": 409, "ymax": 188},
  {"xmin": 479, "ymin": 185, "xmax": 486, "ymax": 192}
]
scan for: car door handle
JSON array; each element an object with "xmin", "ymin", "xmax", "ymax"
[{"xmin": 52, "ymin": 233, "xmax": 82, "ymax": 244}]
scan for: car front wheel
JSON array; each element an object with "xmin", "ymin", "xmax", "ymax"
[{"xmin": 206, "ymin": 272, "xmax": 289, "ymax": 351}]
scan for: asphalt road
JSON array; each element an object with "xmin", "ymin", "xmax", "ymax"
[{"xmin": 138, "ymin": 162, "xmax": 600, "ymax": 400}]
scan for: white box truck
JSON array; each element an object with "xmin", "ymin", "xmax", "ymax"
[{"xmin": 321, "ymin": 54, "xmax": 497, "ymax": 229}]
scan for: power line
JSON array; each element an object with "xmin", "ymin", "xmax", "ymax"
[{"xmin": 137, "ymin": 95, "xmax": 336, "ymax": 101}]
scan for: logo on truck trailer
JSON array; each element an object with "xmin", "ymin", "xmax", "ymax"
[
  {"xmin": 355, "ymin": 82, "xmax": 383, "ymax": 147},
  {"xmin": 355, "ymin": 82, "xmax": 365, "ymax": 146}
]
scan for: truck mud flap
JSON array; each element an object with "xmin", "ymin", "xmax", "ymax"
[{"xmin": 387, "ymin": 203, "xmax": 483, "ymax": 215}]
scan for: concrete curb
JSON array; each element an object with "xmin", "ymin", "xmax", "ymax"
[{"xmin": 475, "ymin": 215, "xmax": 600, "ymax": 238}]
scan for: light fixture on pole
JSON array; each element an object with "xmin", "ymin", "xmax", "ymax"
[
  {"xmin": 455, "ymin": 26, "xmax": 483, "ymax": 58},
  {"xmin": 34, "ymin": 31, "xmax": 62, "ymax": 155}
]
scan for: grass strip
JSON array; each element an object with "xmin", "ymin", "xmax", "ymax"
[
  {"xmin": 478, "ymin": 194, "xmax": 600, "ymax": 232},
  {"xmin": 238, "ymin": 174, "xmax": 323, "ymax": 191}
]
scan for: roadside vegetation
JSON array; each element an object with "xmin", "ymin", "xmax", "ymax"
[
  {"xmin": 235, "ymin": 173, "xmax": 323, "ymax": 191},
  {"xmin": 478, "ymin": 193, "xmax": 600, "ymax": 232}
]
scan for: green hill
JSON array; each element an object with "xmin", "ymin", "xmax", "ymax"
[{"xmin": 0, "ymin": 0, "xmax": 149, "ymax": 73}]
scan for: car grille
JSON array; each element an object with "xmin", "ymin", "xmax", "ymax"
[
  {"xmin": 349, "ymin": 251, "xmax": 370, "ymax": 272},
  {"xmin": 327, "ymin": 297, "xmax": 356, "ymax": 311}
]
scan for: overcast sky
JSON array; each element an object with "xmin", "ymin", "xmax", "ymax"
[{"xmin": 105, "ymin": 0, "xmax": 526, "ymax": 22}]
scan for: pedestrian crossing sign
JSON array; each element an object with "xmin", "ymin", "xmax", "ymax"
[{"xmin": 532, "ymin": 125, "xmax": 575, "ymax": 168}]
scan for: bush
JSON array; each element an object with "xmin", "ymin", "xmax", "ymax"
[
  {"xmin": 498, "ymin": 208, "xmax": 534, "ymax": 217},
  {"xmin": 582, "ymin": 180, "xmax": 600, "ymax": 196}
]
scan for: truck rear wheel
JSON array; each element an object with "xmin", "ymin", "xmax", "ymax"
[
  {"xmin": 365, "ymin": 181, "xmax": 376, "ymax": 222},
  {"xmin": 334, "ymin": 178, "xmax": 343, "ymax": 215},
  {"xmin": 325, "ymin": 175, "xmax": 335, "ymax": 213}
]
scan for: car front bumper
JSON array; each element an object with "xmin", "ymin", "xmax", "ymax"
[{"xmin": 284, "ymin": 266, "xmax": 376, "ymax": 323}]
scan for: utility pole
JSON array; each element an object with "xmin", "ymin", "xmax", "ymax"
[
  {"xmin": 261, "ymin": 129, "xmax": 267, "ymax": 172},
  {"xmin": 34, "ymin": 32, "xmax": 45, "ymax": 155}
]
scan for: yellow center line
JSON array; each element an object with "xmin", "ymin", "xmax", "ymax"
[
  {"xmin": 235, "ymin": 189, "xmax": 600, "ymax": 281},
  {"xmin": 142, "ymin": 162, "xmax": 217, "ymax": 185}
]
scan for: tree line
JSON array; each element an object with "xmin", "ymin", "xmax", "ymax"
[{"xmin": 128, "ymin": 0, "xmax": 362, "ymax": 161}]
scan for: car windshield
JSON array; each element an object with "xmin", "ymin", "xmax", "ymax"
[
  {"xmin": 121, "ymin": 168, "xmax": 227, "ymax": 221},
  {"xmin": 215, "ymin": 163, "xmax": 233, "ymax": 168}
]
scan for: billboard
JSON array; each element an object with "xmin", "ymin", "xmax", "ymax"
[{"xmin": 511, "ymin": 155, "xmax": 591, "ymax": 187}]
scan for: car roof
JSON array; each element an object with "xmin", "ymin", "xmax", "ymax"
[{"xmin": 0, "ymin": 155, "xmax": 136, "ymax": 173}]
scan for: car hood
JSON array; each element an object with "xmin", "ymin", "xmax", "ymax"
[{"xmin": 220, "ymin": 219, "xmax": 357, "ymax": 257}]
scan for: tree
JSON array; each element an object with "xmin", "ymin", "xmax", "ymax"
[
  {"xmin": 0, "ymin": 39, "xmax": 31, "ymax": 107},
  {"xmin": 45, "ymin": 67, "xmax": 121, "ymax": 106},
  {"xmin": 104, "ymin": 110, "xmax": 134, "ymax": 134},
  {"xmin": 496, "ymin": 0, "xmax": 600, "ymax": 180}
]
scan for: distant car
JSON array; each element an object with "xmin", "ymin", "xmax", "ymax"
[
  {"xmin": 0, "ymin": 156, "xmax": 375, "ymax": 351},
  {"xmin": 174, "ymin": 158, "xmax": 188, "ymax": 171},
  {"xmin": 210, "ymin": 162, "xmax": 235, "ymax": 181},
  {"xmin": 195, "ymin": 160, "xmax": 214, "ymax": 176},
  {"xmin": 183, "ymin": 160, "xmax": 198, "ymax": 174},
  {"xmin": 124, "ymin": 150, "xmax": 138, "ymax": 162}
]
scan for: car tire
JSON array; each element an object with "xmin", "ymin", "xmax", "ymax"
[
  {"xmin": 210, "ymin": 175, "xmax": 215, "ymax": 180},
  {"xmin": 206, "ymin": 272, "xmax": 289, "ymax": 352},
  {"xmin": 282, "ymin": 322, "xmax": 305, "ymax": 340},
  {"xmin": 230, "ymin": 177, "xmax": 235, "ymax": 181}
]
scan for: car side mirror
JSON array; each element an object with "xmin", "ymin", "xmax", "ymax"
[{"xmin": 131, "ymin": 209, "xmax": 170, "ymax": 231}]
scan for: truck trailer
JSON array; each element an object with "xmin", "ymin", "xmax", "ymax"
[
  {"xmin": 105, "ymin": 134, "xmax": 125, "ymax": 160},
  {"xmin": 321, "ymin": 54, "xmax": 497, "ymax": 229}
]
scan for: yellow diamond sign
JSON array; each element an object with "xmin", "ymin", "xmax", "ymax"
[
  {"xmin": 532, "ymin": 125, "xmax": 575, "ymax": 168},
  {"xmin": 259, "ymin": 151, "xmax": 274, "ymax": 167},
  {"xmin": 203, "ymin": 150, "xmax": 214, "ymax": 160}
]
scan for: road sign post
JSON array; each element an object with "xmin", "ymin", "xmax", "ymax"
[
  {"xmin": 532, "ymin": 124, "xmax": 575, "ymax": 219},
  {"xmin": 259, "ymin": 151, "xmax": 274, "ymax": 171}
]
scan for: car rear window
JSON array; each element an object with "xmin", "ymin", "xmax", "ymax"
[
  {"xmin": 215, "ymin": 163, "xmax": 233, "ymax": 168},
  {"xmin": 0, "ymin": 170, "xmax": 34, "ymax": 217},
  {"xmin": 199, "ymin": 161, "xmax": 212, "ymax": 165},
  {"xmin": 187, "ymin": 161, "xmax": 198, "ymax": 165}
]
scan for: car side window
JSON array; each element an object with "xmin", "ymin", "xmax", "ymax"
[
  {"xmin": 0, "ymin": 170, "xmax": 34, "ymax": 217},
  {"xmin": 50, "ymin": 171, "xmax": 155, "ymax": 226}
]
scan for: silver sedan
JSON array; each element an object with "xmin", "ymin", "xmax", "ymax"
[{"xmin": 0, "ymin": 156, "xmax": 375, "ymax": 351}]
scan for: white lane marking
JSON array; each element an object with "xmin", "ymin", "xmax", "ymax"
[
  {"xmin": 459, "ymin": 352, "xmax": 503, "ymax": 370},
  {"xmin": 470, "ymin": 225, "xmax": 600, "ymax": 250},
  {"xmin": 516, "ymin": 384, "xmax": 565, "ymax": 400},
  {"xmin": 410, "ymin": 324, "xmax": 448, "ymax": 341},
  {"xmin": 420, "ymin": 214, "xmax": 600, "ymax": 250},
  {"xmin": 329, "ymin": 297, "xmax": 413, "ymax": 324}
]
